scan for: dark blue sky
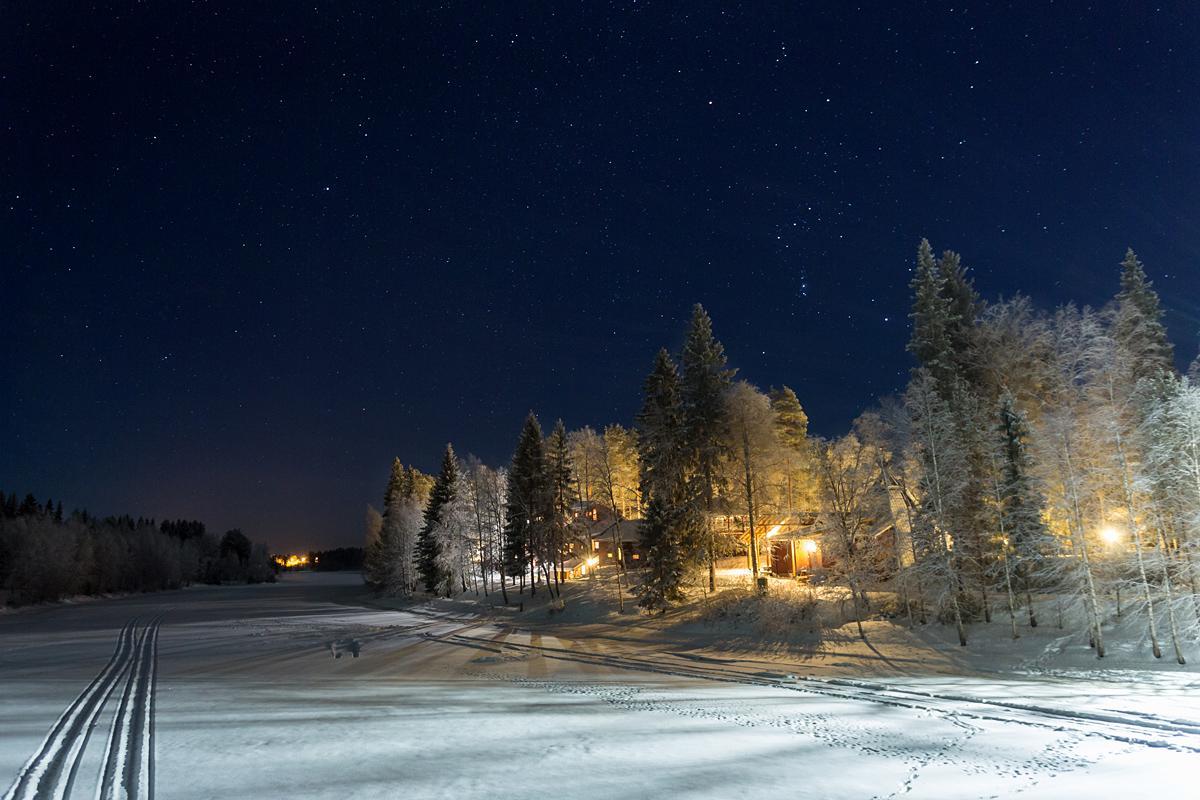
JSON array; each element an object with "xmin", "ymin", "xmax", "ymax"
[{"xmin": 3, "ymin": 3, "xmax": 1198, "ymax": 550}]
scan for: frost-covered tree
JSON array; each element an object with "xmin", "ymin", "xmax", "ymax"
[
  {"xmin": 1137, "ymin": 376, "xmax": 1198, "ymax": 662},
  {"xmin": 723, "ymin": 381, "xmax": 782, "ymax": 581},
  {"xmin": 432, "ymin": 469, "xmax": 476, "ymax": 596},
  {"xmin": 568, "ymin": 426, "xmax": 603, "ymax": 507},
  {"xmin": 1089, "ymin": 317, "xmax": 1175, "ymax": 659},
  {"xmin": 367, "ymin": 459, "xmax": 423, "ymax": 595},
  {"xmin": 1112, "ymin": 248, "xmax": 1174, "ymax": 387},
  {"xmin": 769, "ymin": 385, "xmax": 815, "ymax": 512},
  {"xmin": 813, "ymin": 432, "xmax": 888, "ymax": 639},
  {"xmin": 463, "ymin": 456, "xmax": 506, "ymax": 597},
  {"xmin": 905, "ymin": 369, "xmax": 969, "ymax": 645},
  {"xmin": 993, "ymin": 392, "xmax": 1054, "ymax": 635}
]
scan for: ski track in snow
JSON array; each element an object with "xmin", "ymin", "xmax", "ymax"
[
  {"xmin": 5, "ymin": 576, "xmax": 1198, "ymax": 800},
  {"xmin": 4, "ymin": 619, "xmax": 160, "ymax": 800}
]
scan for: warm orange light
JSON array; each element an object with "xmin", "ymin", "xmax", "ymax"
[
  {"xmin": 277, "ymin": 554, "xmax": 309, "ymax": 568},
  {"xmin": 801, "ymin": 539, "xmax": 818, "ymax": 554},
  {"xmin": 1100, "ymin": 527, "xmax": 1123, "ymax": 546}
]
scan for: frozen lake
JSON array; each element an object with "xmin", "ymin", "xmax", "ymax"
[{"xmin": 3, "ymin": 572, "xmax": 1198, "ymax": 799}]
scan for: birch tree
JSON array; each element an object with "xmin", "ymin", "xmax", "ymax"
[{"xmin": 905, "ymin": 369, "xmax": 970, "ymax": 645}]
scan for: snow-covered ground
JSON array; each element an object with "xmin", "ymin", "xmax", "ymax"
[{"xmin": 2, "ymin": 572, "xmax": 1198, "ymax": 799}]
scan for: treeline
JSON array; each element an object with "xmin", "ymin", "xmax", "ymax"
[
  {"xmin": 363, "ymin": 304, "xmax": 815, "ymax": 612},
  {"xmin": 365, "ymin": 243, "xmax": 1200, "ymax": 664},
  {"xmin": 311, "ymin": 547, "xmax": 365, "ymax": 571},
  {"xmin": 0, "ymin": 491, "xmax": 275, "ymax": 606},
  {"xmin": 848, "ymin": 243, "xmax": 1200, "ymax": 662}
]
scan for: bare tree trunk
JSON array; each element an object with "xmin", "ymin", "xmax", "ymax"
[
  {"xmin": 704, "ymin": 465, "xmax": 716, "ymax": 592},
  {"xmin": 742, "ymin": 427, "xmax": 760, "ymax": 584},
  {"xmin": 1153, "ymin": 512, "xmax": 1186, "ymax": 664},
  {"xmin": 946, "ymin": 549, "xmax": 967, "ymax": 646},
  {"xmin": 850, "ymin": 578, "xmax": 867, "ymax": 641},
  {"xmin": 1000, "ymin": 548, "xmax": 1019, "ymax": 640},
  {"xmin": 608, "ymin": 522, "xmax": 625, "ymax": 613}
]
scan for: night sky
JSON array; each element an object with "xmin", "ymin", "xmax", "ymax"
[{"xmin": 3, "ymin": 4, "xmax": 1198, "ymax": 551}]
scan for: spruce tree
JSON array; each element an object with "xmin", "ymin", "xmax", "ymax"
[
  {"xmin": 504, "ymin": 413, "xmax": 549, "ymax": 594},
  {"xmin": 770, "ymin": 385, "xmax": 810, "ymax": 512},
  {"xmin": 938, "ymin": 249, "xmax": 983, "ymax": 386},
  {"xmin": 997, "ymin": 392, "xmax": 1055, "ymax": 631},
  {"xmin": 679, "ymin": 303, "xmax": 734, "ymax": 590},
  {"xmin": 768, "ymin": 385, "xmax": 808, "ymax": 447},
  {"xmin": 1113, "ymin": 248, "xmax": 1174, "ymax": 386},
  {"xmin": 907, "ymin": 239, "xmax": 958, "ymax": 396},
  {"xmin": 365, "ymin": 458, "xmax": 405, "ymax": 590},
  {"xmin": 637, "ymin": 349, "xmax": 688, "ymax": 503},
  {"xmin": 637, "ymin": 496, "xmax": 686, "ymax": 612},
  {"xmin": 636, "ymin": 349, "xmax": 692, "ymax": 608},
  {"xmin": 545, "ymin": 419, "xmax": 576, "ymax": 596},
  {"xmin": 417, "ymin": 444, "xmax": 458, "ymax": 595},
  {"xmin": 18, "ymin": 494, "xmax": 38, "ymax": 516}
]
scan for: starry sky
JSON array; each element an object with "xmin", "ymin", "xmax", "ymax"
[{"xmin": 3, "ymin": 3, "xmax": 1199, "ymax": 551}]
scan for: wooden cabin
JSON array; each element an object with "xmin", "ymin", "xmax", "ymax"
[{"xmin": 588, "ymin": 519, "xmax": 643, "ymax": 569}]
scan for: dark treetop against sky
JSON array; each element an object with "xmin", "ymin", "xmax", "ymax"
[{"xmin": 3, "ymin": 3, "xmax": 1199, "ymax": 551}]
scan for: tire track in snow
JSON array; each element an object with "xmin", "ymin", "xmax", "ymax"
[
  {"xmin": 95, "ymin": 618, "xmax": 160, "ymax": 800},
  {"xmin": 3, "ymin": 621, "xmax": 138, "ymax": 800}
]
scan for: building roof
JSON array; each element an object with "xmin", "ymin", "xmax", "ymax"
[{"xmin": 587, "ymin": 519, "xmax": 642, "ymax": 542}]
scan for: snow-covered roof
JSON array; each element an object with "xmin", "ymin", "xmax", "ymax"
[{"xmin": 588, "ymin": 519, "xmax": 642, "ymax": 542}]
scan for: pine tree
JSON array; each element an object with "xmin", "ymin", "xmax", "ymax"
[
  {"xmin": 504, "ymin": 413, "xmax": 550, "ymax": 594},
  {"xmin": 1113, "ymin": 248, "xmax": 1174, "ymax": 386},
  {"xmin": 680, "ymin": 304, "xmax": 734, "ymax": 590},
  {"xmin": 417, "ymin": 444, "xmax": 459, "ymax": 595}
]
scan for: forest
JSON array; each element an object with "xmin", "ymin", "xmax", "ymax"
[
  {"xmin": 365, "ymin": 242, "xmax": 1200, "ymax": 664},
  {"xmin": 0, "ymin": 493, "xmax": 275, "ymax": 606}
]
